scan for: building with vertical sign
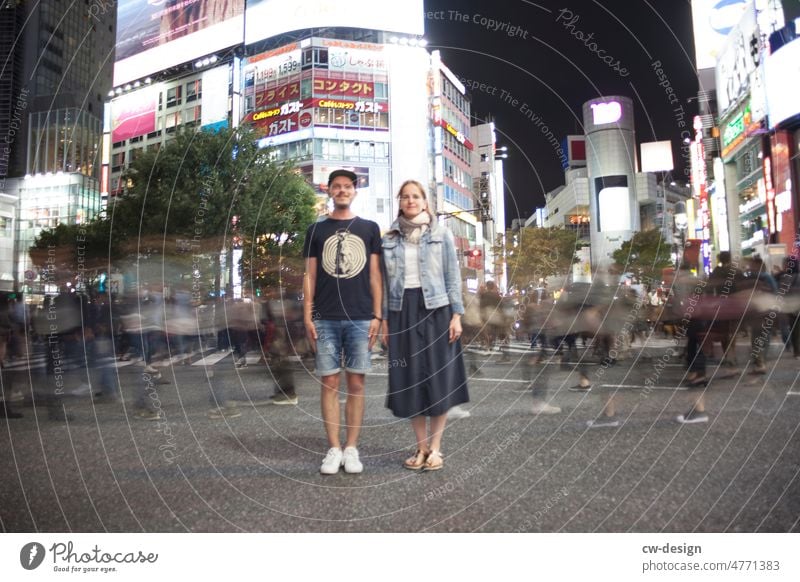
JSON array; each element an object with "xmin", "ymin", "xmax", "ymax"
[
  {"xmin": 472, "ymin": 121, "xmax": 507, "ymax": 290},
  {"xmin": 714, "ymin": 0, "xmax": 785, "ymax": 265},
  {"xmin": 106, "ymin": 1, "xmax": 485, "ymax": 258},
  {"xmin": 764, "ymin": 16, "xmax": 800, "ymax": 260}
]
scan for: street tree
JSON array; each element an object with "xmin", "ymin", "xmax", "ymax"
[
  {"xmin": 106, "ymin": 126, "xmax": 317, "ymax": 296},
  {"xmin": 497, "ymin": 227, "xmax": 581, "ymax": 289},
  {"xmin": 612, "ymin": 228, "xmax": 674, "ymax": 284},
  {"xmin": 30, "ymin": 218, "xmax": 120, "ymax": 290}
]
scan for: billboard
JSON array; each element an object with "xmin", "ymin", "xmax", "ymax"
[
  {"xmin": 245, "ymin": 0, "xmax": 424, "ymax": 45},
  {"xmin": 114, "ymin": 0, "xmax": 245, "ymax": 86},
  {"xmin": 714, "ymin": 2, "xmax": 763, "ymax": 118},
  {"xmin": 640, "ymin": 140, "xmax": 675, "ymax": 173},
  {"xmin": 111, "ymin": 87, "xmax": 158, "ymax": 142},
  {"xmin": 765, "ymin": 37, "xmax": 800, "ymax": 128},
  {"xmin": 201, "ymin": 65, "xmax": 230, "ymax": 131},
  {"xmin": 691, "ymin": 0, "xmax": 749, "ymax": 70}
]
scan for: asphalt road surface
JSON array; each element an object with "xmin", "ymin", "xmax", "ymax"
[{"xmin": 1, "ymin": 338, "xmax": 798, "ymax": 533}]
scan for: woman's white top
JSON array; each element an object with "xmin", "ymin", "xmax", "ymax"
[{"xmin": 404, "ymin": 241, "xmax": 422, "ymax": 289}]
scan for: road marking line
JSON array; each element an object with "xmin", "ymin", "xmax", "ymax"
[
  {"xmin": 600, "ymin": 384, "xmax": 687, "ymax": 391},
  {"xmin": 192, "ymin": 351, "xmax": 232, "ymax": 366},
  {"xmin": 370, "ymin": 372, "xmax": 528, "ymax": 383}
]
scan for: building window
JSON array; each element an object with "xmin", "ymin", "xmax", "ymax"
[
  {"xmin": 166, "ymin": 86, "xmax": 182, "ymax": 108},
  {"xmin": 300, "ymin": 77, "xmax": 312, "ymax": 99},
  {"xmin": 186, "ymin": 79, "xmax": 201, "ymax": 102},
  {"xmin": 164, "ymin": 112, "xmax": 181, "ymax": 133},
  {"xmin": 374, "ymin": 82, "xmax": 388, "ymax": 99},
  {"xmin": 183, "ymin": 106, "xmax": 202, "ymax": 123},
  {"xmin": 303, "ymin": 47, "xmax": 328, "ymax": 69},
  {"xmin": 111, "ymin": 152, "xmax": 125, "ymax": 171},
  {"xmin": 0, "ymin": 216, "xmax": 11, "ymax": 238}
]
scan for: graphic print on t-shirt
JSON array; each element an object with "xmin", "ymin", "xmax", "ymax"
[{"xmin": 321, "ymin": 229, "xmax": 367, "ymax": 279}]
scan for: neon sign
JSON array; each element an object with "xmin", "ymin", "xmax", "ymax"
[{"xmin": 590, "ymin": 101, "xmax": 622, "ymax": 125}]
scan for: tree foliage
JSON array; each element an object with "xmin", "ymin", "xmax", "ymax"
[
  {"xmin": 496, "ymin": 227, "xmax": 581, "ymax": 289},
  {"xmin": 32, "ymin": 126, "xmax": 317, "ymax": 295},
  {"xmin": 29, "ymin": 219, "xmax": 119, "ymax": 285},
  {"xmin": 612, "ymin": 229, "xmax": 674, "ymax": 283}
]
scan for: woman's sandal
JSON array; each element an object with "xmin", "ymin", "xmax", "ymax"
[
  {"xmin": 403, "ymin": 450, "xmax": 429, "ymax": 471},
  {"xmin": 686, "ymin": 377, "xmax": 708, "ymax": 388},
  {"xmin": 423, "ymin": 450, "xmax": 444, "ymax": 471}
]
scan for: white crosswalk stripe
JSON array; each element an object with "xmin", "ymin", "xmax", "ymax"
[{"xmin": 191, "ymin": 350, "xmax": 233, "ymax": 367}]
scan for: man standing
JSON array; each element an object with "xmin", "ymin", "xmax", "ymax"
[{"xmin": 303, "ymin": 169, "xmax": 382, "ymax": 475}]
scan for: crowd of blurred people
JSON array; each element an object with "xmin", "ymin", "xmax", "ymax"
[
  {"xmin": 0, "ymin": 286, "xmax": 309, "ymax": 421},
  {"xmin": 2, "ymin": 250, "xmax": 798, "ymax": 428},
  {"xmin": 459, "ymin": 250, "xmax": 800, "ymax": 425}
]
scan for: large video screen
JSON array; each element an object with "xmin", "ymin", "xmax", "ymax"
[
  {"xmin": 765, "ymin": 38, "xmax": 800, "ymax": 129},
  {"xmin": 114, "ymin": 0, "xmax": 245, "ymax": 86},
  {"xmin": 245, "ymin": 0, "xmax": 424, "ymax": 45},
  {"xmin": 690, "ymin": 0, "xmax": 748, "ymax": 70},
  {"xmin": 111, "ymin": 87, "xmax": 158, "ymax": 142}
]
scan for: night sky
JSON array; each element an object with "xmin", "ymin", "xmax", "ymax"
[{"xmin": 423, "ymin": 0, "xmax": 700, "ymax": 226}]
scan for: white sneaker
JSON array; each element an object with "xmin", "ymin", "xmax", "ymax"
[
  {"xmin": 341, "ymin": 446, "xmax": 363, "ymax": 474},
  {"xmin": 320, "ymin": 447, "xmax": 343, "ymax": 475},
  {"xmin": 143, "ymin": 365, "xmax": 158, "ymax": 374},
  {"xmin": 447, "ymin": 405, "xmax": 471, "ymax": 419},
  {"xmin": 531, "ymin": 401, "xmax": 561, "ymax": 415}
]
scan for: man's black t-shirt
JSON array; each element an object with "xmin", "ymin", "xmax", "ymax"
[{"xmin": 303, "ymin": 216, "xmax": 381, "ymax": 320}]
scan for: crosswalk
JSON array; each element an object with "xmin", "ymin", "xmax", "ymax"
[
  {"xmin": 0, "ymin": 347, "xmax": 298, "ymax": 374},
  {"xmin": 2, "ymin": 333, "xmax": 759, "ymax": 374}
]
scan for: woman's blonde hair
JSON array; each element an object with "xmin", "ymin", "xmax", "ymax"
[{"xmin": 396, "ymin": 179, "xmax": 435, "ymax": 220}]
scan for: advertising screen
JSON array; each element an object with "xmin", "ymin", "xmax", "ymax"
[
  {"xmin": 111, "ymin": 87, "xmax": 158, "ymax": 142},
  {"xmin": 594, "ymin": 176, "xmax": 630, "ymax": 232},
  {"xmin": 114, "ymin": 0, "xmax": 245, "ymax": 86},
  {"xmin": 201, "ymin": 65, "xmax": 230, "ymax": 131},
  {"xmin": 640, "ymin": 140, "xmax": 675, "ymax": 173},
  {"xmin": 691, "ymin": 0, "xmax": 749, "ymax": 70},
  {"xmin": 245, "ymin": 0, "xmax": 424, "ymax": 45},
  {"xmin": 765, "ymin": 38, "xmax": 800, "ymax": 128}
]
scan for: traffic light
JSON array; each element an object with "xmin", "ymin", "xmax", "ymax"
[{"xmin": 464, "ymin": 248, "xmax": 482, "ymax": 269}]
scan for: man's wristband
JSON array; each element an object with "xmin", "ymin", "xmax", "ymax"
[{"xmin": 372, "ymin": 316, "xmax": 383, "ymax": 322}]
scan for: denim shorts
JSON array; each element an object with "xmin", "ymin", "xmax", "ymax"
[{"xmin": 314, "ymin": 319, "xmax": 371, "ymax": 376}]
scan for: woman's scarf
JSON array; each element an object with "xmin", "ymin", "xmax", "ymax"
[{"xmin": 397, "ymin": 211, "xmax": 431, "ymax": 244}]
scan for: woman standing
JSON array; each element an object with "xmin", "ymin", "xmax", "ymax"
[{"xmin": 382, "ymin": 180, "xmax": 469, "ymax": 471}]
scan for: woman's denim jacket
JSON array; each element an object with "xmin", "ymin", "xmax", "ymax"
[{"xmin": 381, "ymin": 220, "xmax": 465, "ymax": 317}]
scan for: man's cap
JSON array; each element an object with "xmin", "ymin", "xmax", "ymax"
[{"xmin": 328, "ymin": 169, "xmax": 357, "ymax": 186}]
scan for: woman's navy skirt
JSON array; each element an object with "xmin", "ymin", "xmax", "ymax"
[{"xmin": 386, "ymin": 288, "xmax": 469, "ymax": 418}]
